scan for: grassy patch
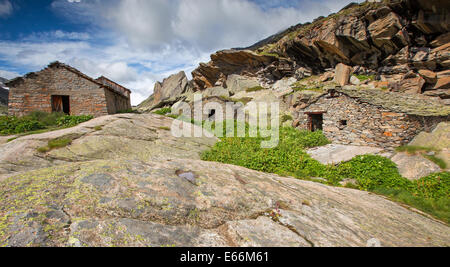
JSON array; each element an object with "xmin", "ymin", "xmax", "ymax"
[
  {"xmin": 281, "ymin": 115, "xmax": 293, "ymax": 123},
  {"xmin": 37, "ymin": 138, "xmax": 72, "ymax": 153},
  {"xmin": 94, "ymin": 126, "xmax": 103, "ymax": 131},
  {"xmin": 0, "ymin": 112, "xmax": 93, "ymax": 136},
  {"xmin": 153, "ymin": 108, "xmax": 172, "ymax": 116},
  {"xmin": 396, "ymin": 145, "xmax": 438, "ymax": 155},
  {"xmin": 219, "ymin": 96, "xmax": 254, "ymax": 105},
  {"xmin": 424, "ymin": 155, "xmax": 447, "ymax": 169},
  {"xmin": 245, "ymin": 86, "xmax": 265, "ymax": 93},
  {"xmin": 158, "ymin": 126, "xmax": 171, "ymax": 131},
  {"xmin": 355, "ymin": 74, "xmax": 375, "ymax": 82}
]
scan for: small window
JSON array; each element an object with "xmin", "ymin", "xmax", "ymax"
[
  {"xmin": 208, "ymin": 109, "xmax": 216, "ymax": 119},
  {"xmin": 340, "ymin": 120, "xmax": 348, "ymax": 126}
]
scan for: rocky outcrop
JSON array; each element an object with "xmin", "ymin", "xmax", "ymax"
[
  {"xmin": 410, "ymin": 122, "xmax": 450, "ymax": 169},
  {"xmin": 138, "ymin": 71, "xmax": 192, "ymax": 111},
  {"xmin": 0, "ymin": 114, "xmax": 217, "ymax": 180},
  {"xmin": 391, "ymin": 153, "xmax": 442, "ymax": 180},
  {"xmin": 188, "ymin": 1, "xmax": 450, "ymax": 99},
  {"xmin": 191, "ymin": 50, "xmax": 283, "ymax": 91}
]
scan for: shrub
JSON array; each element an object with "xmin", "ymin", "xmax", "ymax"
[
  {"xmin": 56, "ymin": 115, "xmax": 93, "ymax": 128},
  {"xmin": 0, "ymin": 116, "xmax": 45, "ymax": 135},
  {"xmin": 412, "ymin": 172, "xmax": 449, "ymax": 199},
  {"xmin": 337, "ymin": 155, "xmax": 411, "ymax": 191},
  {"xmin": 153, "ymin": 108, "xmax": 172, "ymax": 116}
]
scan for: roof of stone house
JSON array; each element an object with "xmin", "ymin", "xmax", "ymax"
[
  {"xmin": 336, "ymin": 88, "xmax": 450, "ymax": 117},
  {"xmin": 6, "ymin": 62, "xmax": 131, "ymax": 99},
  {"xmin": 96, "ymin": 76, "xmax": 131, "ymax": 94}
]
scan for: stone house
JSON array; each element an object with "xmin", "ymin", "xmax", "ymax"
[
  {"xmin": 6, "ymin": 62, "xmax": 131, "ymax": 117},
  {"xmin": 296, "ymin": 88, "xmax": 450, "ymax": 149}
]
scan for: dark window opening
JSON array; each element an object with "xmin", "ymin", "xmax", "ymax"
[
  {"xmin": 340, "ymin": 120, "xmax": 348, "ymax": 126},
  {"xmin": 307, "ymin": 113, "xmax": 324, "ymax": 132},
  {"xmin": 52, "ymin": 95, "xmax": 70, "ymax": 114},
  {"xmin": 208, "ymin": 109, "xmax": 216, "ymax": 119}
]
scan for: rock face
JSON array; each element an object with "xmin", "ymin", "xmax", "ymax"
[
  {"xmin": 307, "ymin": 144, "xmax": 384, "ymax": 165},
  {"xmin": 334, "ymin": 63, "xmax": 352, "ymax": 86},
  {"xmin": 391, "ymin": 153, "xmax": 442, "ymax": 180},
  {"xmin": 188, "ymin": 1, "xmax": 450, "ymax": 98},
  {"xmin": 191, "ymin": 50, "xmax": 281, "ymax": 91},
  {"xmin": 0, "ymin": 114, "xmax": 449, "ymax": 247},
  {"xmin": 0, "ymin": 114, "xmax": 217, "ymax": 180},
  {"xmin": 410, "ymin": 122, "xmax": 450, "ymax": 169},
  {"xmin": 139, "ymin": 72, "xmax": 192, "ymax": 111}
]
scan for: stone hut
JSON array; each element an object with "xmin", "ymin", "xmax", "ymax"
[
  {"xmin": 6, "ymin": 62, "xmax": 132, "ymax": 117},
  {"xmin": 296, "ymin": 88, "xmax": 450, "ymax": 149}
]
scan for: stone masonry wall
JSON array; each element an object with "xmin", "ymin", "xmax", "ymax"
[
  {"xmin": 8, "ymin": 67, "xmax": 109, "ymax": 117},
  {"xmin": 296, "ymin": 94, "xmax": 448, "ymax": 150},
  {"xmin": 104, "ymin": 89, "xmax": 132, "ymax": 114}
]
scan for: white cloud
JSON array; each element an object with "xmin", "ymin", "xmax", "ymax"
[
  {"xmin": 0, "ymin": 0, "xmax": 12, "ymax": 18},
  {"xmin": 0, "ymin": 69, "xmax": 20, "ymax": 80},
  {"xmin": 1, "ymin": 0, "xmax": 363, "ymax": 105}
]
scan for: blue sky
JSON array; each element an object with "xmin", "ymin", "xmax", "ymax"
[{"xmin": 0, "ymin": 0, "xmax": 362, "ymax": 105}]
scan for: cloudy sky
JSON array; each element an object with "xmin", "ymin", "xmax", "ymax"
[{"xmin": 0, "ymin": 0, "xmax": 362, "ymax": 105}]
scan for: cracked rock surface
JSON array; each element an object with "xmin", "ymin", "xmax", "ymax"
[{"xmin": 0, "ymin": 114, "xmax": 449, "ymax": 247}]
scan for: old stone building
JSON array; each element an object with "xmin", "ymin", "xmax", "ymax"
[
  {"xmin": 296, "ymin": 88, "xmax": 450, "ymax": 149},
  {"xmin": 6, "ymin": 62, "xmax": 131, "ymax": 117}
]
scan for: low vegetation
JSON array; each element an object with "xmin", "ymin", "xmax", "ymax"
[
  {"xmin": 201, "ymin": 123, "xmax": 450, "ymax": 223},
  {"xmin": 245, "ymin": 86, "xmax": 265, "ymax": 93},
  {"xmin": 37, "ymin": 138, "xmax": 72, "ymax": 153},
  {"xmin": 0, "ymin": 111, "xmax": 94, "ymax": 136},
  {"xmin": 153, "ymin": 108, "xmax": 172, "ymax": 116}
]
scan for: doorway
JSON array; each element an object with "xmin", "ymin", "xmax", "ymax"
[
  {"xmin": 52, "ymin": 95, "xmax": 70, "ymax": 114},
  {"xmin": 306, "ymin": 112, "xmax": 324, "ymax": 132}
]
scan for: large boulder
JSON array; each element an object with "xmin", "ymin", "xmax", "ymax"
[
  {"xmin": 334, "ymin": 63, "xmax": 352, "ymax": 86},
  {"xmin": 226, "ymin": 74, "xmax": 260, "ymax": 94},
  {"xmin": 391, "ymin": 153, "xmax": 442, "ymax": 180},
  {"xmin": 139, "ymin": 71, "xmax": 191, "ymax": 111},
  {"xmin": 410, "ymin": 122, "xmax": 450, "ymax": 169}
]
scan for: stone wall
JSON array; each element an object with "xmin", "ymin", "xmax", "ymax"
[
  {"xmin": 104, "ymin": 89, "xmax": 132, "ymax": 114},
  {"xmin": 8, "ymin": 66, "xmax": 130, "ymax": 117},
  {"xmin": 295, "ymin": 94, "xmax": 448, "ymax": 149}
]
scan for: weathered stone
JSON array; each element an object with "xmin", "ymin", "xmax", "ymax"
[
  {"xmin": 139, "ymin": 71, "xmax": 191, "ymax": 111},
  {"xmin": 203, "ymin": 87, "xmax": 230, "ymax": 98},
  {"xmin": 226, "ymin": 75, "xmax": 260, "ymax": 94},
  {"xmin": 307, "ymin": 144, "xmax": 384, "ymax": 165},
  {"xmin": 1, "ymin": 156, "xmax": 449, "ymax": 247},
  {"xmin": 418, "ymin": 70, "xmax": 438, "ymax": 84},
  {"xmin": 434, "ymin": 77, "xmax": 450, "ymax": 89},
  {"xmin": 350, "ymin": 76, "xmax": 361, "ymax": 85},
  {"xmin": 410, "ymin": 122, "xmax": 449, "ymax": 170},
  {"xmin": 334, "ymin": 63, "xmax": 352, "ymax": 86},
  {"xmin": 391, "ymin": 153, "xmax": 442, "ymax": 180}
]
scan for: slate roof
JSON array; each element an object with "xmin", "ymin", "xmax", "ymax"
[{"xmin": 337, "ymin": 88, "xmax": 450, "ymax": 117}]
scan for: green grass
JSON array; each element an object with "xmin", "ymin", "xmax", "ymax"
[
  {"xmin": 37, "ymin": 138, "xmax": 72, "ymax": 153},
  {"xmin": 158, "ymin": 126, "xmax": 171, "ymax": 131},
  {"xmin": 424, "ymin": 155, "xmax": 447, "ymax": 169},
  {"xmin": 281, "ymin": 115, "xmax": 293, "ymax": 123},
  {"xmin": 153, "ymin": 108, "xmax": 172, "ymax": 116},
  {"xmin": 355, "ymin": 74, "xmax": 375, "ymax": 82},
  {"xmin": 201, "ymin": 124, "xmax": 450, "ymax": 223},
  {"xmin": 0, "ymin": 111, "xmax": 94, "ymax": 136},
  {"xmin": 396, "ymin": 145, "xmax": 438, "ymax": 154},
  {"xmin": 245, "ymin": 86, "xmax": 265, "ymax": 93}
]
